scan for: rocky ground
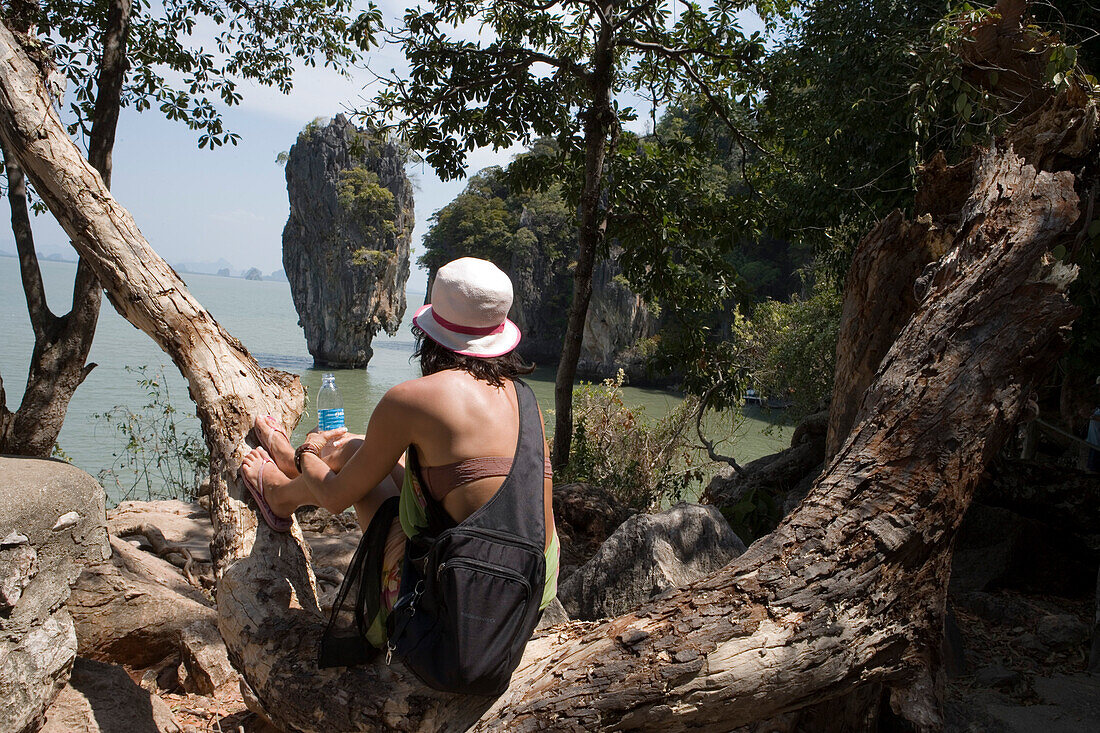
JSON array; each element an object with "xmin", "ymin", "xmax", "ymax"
[{"xmin": 945, "ymin": 590, "xmax": 1098, "ymax": 731}]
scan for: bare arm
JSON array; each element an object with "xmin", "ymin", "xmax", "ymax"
[{"xmin": 298, "ymin": 384, "xmax": 418, "ymax": 513}]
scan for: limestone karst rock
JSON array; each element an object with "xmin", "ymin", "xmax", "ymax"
[
  {"xmin": 282, "ymin": 115, "xmax": 413, "ymax": 367},
  {"xmin": 577, "ymin": 254, "xmax": 659, "ymax": 383},
  {"xmin": 425, "ymin": 244, "xmax": 657, "ymax": 382}
]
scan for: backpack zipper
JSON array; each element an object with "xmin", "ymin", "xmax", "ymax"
[
  {"xmin": 439, "ymin": 526, "xmax": 543, "ymax": 555},
  {"xmin": 436, "ymin": 557, "xmax": 533, "ymax": 596}
]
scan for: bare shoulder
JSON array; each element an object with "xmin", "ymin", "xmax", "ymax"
[{"xmin": 380, "ymin": 371, "xmax": 465, "ymax": 413}]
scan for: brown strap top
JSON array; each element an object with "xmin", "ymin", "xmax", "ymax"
[{"xmin": 423, "ymin": 456, "xmax": 553, "ymax": 502}]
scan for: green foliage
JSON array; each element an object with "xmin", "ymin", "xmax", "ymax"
[
  {"xmin": 94, "ymin": 365, "xmax": 209, "ymax": 503},
  {"xmin": 557, "ymin": 370, "xmax": 723, "ymax": 511},
  {"xmin": 736, "ymin": 279, "xmax": 843, "ymax": 416},
  {"xmin": 337, "ymin": 168, "xmax": 397, "ymax": 245},
  {"xmin": 720, "ymin": 486, "xmax": 781, "ymax": 545},
  {"xmin": 33, "ymin": 0, "xmax": 381, "ymax": 148},
  {"xmin": 351, "ymin": 248, "xmax": 395, "ymax": 269},
  {"xmin": 50, "ymin": 442, "xmax": 74, "ymax": 464},
  {"xmin": 420, "ymin": 165, "xmax": 573, "ymax": 272},
  {"xmin": 302, "ymin": 117, "xmax": 332, "ymax": 137},
  {"xmin": 743, "ymin": 0, "xmax": 951, "ymax": 273}
]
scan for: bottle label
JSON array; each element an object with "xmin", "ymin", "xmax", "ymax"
[{"xmin": 318, "ymin": 408, "xmax": 345, "ymax": 431}]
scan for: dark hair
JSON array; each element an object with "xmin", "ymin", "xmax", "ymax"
[{"xmin": 413, "ymin": 328, "xmax": 534, "ymax": 387}]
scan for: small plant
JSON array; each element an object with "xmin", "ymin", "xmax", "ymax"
[
  {"xmin": 735, "ymin": 279, "xmax": 842, "ymax": 418},
  {"xmin": 95, "ymin": 365, "xmax": 209, "ymax": 503},
  {"xmin": 556, "ymin": 370, "xmax": 728, "ymax": 511}
]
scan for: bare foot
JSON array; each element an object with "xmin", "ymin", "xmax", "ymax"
[
  {"xmin": 240, "ymin": 447, "xmax": 293, "ymax": 519},
  {"xmin": 254, "ymin": 415, "xmax": 297, "ymax": 477}
]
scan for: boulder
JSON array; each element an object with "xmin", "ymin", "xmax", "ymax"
[
  {"xmin": 1036, "ymin": 613, "xmax": 1090, "ymax": 652},
  {"xmin": 0, "ymin": 456, "xmax": 109, "ymax": 733},
  {"xmin": 535, "ymin": 598, "xmax": 570, "ymax": 632},
  {"xmin": 551, "ymin": 483, "xmax": 636, "ymax": 583},
  {"xmin": 558, "ymin": 502, "xmax": 746, "ymax": 620},
  {"xmin": 41, "ymin": 657, "xmax": 181, "ymax": 733},
  {"xmin": 282, "ymin": 114, "xmax": 413, "ymax": 367},
  {"xmin": 178, "ymin": 619, "xmax": 237, "ymax": 695}
]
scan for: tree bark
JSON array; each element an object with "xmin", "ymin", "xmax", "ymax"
[
  {"xmin": 1, "ymin": 11, "xmax": 1093, "ymax": 733},
  {"xmin": 552, "ymin": 3, "xmax": 616, "ymax": 470},
  {"xmin": 823, "ymin": 209, "xmax": 940, "ymax": 459},
  {"xmin": 0, "ymin": 0, "xmax": 131, "ymax": 456}
]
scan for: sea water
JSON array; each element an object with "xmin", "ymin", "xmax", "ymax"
[{"xmin": 0, "ymin": 256, "xmax": 790, "ymax": 503}]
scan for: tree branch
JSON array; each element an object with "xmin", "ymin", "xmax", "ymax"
[
  {"xmin": 2, "ymin": 147, "xmax": 54, "ymax": 341},
  {"xmin": 578, "ymin": 0, "xmax": 609, "ymax": 26},
  {"xmin": 620, "ymin": 37, "xmax": 752, "ymax": 63},
  {"xmin": 612, "ymin": 0, "xmax": 658, "ymax": 33},
  {"xmin": 87, "ymin": 0, "xmax": 131, "ymax": 188},
  {"xmin": 695, "ymin": 386, "xmax": 743, "ymax": 473}
]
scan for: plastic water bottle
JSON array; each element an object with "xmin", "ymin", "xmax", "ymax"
[{"xmin": 316, "ymin": 373, "xmax": 345, "ymax": 431}]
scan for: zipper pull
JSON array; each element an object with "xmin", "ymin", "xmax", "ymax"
[{"xmin": 385, "ymin": 641, "xmax": 394, "ymax": 665}]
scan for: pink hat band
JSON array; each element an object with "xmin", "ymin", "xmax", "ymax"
[{"xmin": 430, "ymin": 311, "xmax": 507, "ymax": 337}]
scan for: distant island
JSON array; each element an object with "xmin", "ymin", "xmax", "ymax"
[{"xmin": 0, "ymin": 249, "xmax": 287, "ymax": 282}]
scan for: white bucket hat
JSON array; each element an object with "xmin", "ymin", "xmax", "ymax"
[{"xmin": 413, "ymin": 257, "xmax": 522, "ymax": 357}]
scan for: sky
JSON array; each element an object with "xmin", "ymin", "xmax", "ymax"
[{"xmin": 0, "ymin": 2, "xmax": 763, "ymax": 295}]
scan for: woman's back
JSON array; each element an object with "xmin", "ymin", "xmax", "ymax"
[{"xmin": 397, "ymin": 369, "xmax": 554, "ymax": 549}]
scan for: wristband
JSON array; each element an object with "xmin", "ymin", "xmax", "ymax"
[{"xmin": 294, "ymin": 442, "xmax": 323, "ymax": 473}]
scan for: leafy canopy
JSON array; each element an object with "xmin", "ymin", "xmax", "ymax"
[
  {"xmin": 375, "ymin": 0, "xmax": 783, "ymax": 182},
  {"xmin": 23, "ymin": 0, "xmax": 381, "ymax": 148}
]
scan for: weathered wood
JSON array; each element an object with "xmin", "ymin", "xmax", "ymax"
[
  {"xmin": 0, "ymin": 11, "xmax": 1093, "ymax": 732},
  {"xmin": 824, "ymin": 208, "xmax": 942, "ymax": 459},
  {"xmin": 0, "ymin": 20, "xmax": 304, "ymax": 573}
]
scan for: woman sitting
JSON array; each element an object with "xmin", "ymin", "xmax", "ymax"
[{"xmin": 238, "ymin": 257, "xmax": 559, "ymax": 666}]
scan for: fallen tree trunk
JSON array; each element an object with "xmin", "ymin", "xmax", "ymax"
[{"xmin": 0, "ymin": 12, "xmax": 1093, "ymax": 733}]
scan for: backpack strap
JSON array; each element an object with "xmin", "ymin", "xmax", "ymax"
[{"xmin": 460, "ymin": 378, "xmax": 545, "ymax": 545}]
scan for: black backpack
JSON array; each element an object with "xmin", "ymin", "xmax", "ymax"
[{"xmin": 385, "ymin": 378, "xmax": 547, "ymax": 697}]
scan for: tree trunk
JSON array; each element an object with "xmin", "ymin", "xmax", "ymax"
[
  {"xmin": 1, "ymin": 12, "xmax": 1093, "ymax": 733},
  {"xmin": 0, "ymin": 0, "xmax": 131, "ymax": 456},
  {"xmin": 0, "ymin": 150, "xmax": 101, "ymax": 456},
  {"xmin": 0, "ymin": 19, "xmax": 305, "ymax": 572},
  {"xmin": 552, "ymin": 4, "xmax": 616, "ymax": 471},
  {"xmin": 823, "ymin": 209, "xmax": 939, "ymax": 459}
]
